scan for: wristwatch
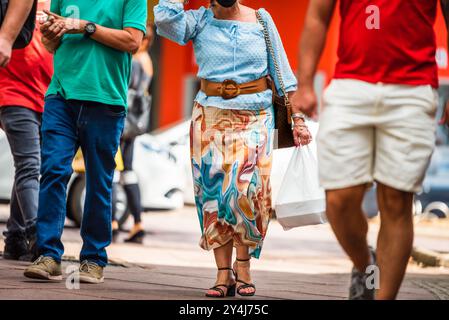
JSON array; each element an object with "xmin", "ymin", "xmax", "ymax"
[{"xmin": 84, "ymin": 22, "xmax": 97, "ymax": 37}]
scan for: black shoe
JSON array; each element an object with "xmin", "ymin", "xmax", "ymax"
[
  {"xmin": 124, "ymin": 230, "xmax": 145, "ymax": 244},
  {"xmin": 3, "ymin": 232, "xmax": 29, "ymax": 261},
  {"xmin": 21, "ymin": 226, "xmax": 39, "ymax": 262},
  {"xmin": 349, "ymin": 247, "xmax": 377, "ymax": 300}
]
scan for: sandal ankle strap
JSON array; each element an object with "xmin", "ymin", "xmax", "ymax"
[
  {"xmin": 236, "ymin": 258, "xmax": 251, "ymax": 262},
  {"xmin": 218, "ymin": 267, "xmax": 233, "ymax": 271}
]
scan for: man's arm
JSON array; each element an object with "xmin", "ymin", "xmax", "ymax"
[
  {"xmin": 44, "ymin": 10, "xmax": 144, "ymax": 54},
  {"xmin": 0, "ymin": 0, "xmax": 35, "ymax": 67},
  {"xmin": 440, "ymin": 0, "xmax": 449, "ymax": 126},
  {"xmin": 297, "ymin": 0, "xmax": 337, "ymax": 91},
  {"xmin": 291, "ymin": 0, "xmax": 337, "ymax": 117},
  {"xmin": 90, "ymin": 26, "xmax": 143, "ymax": 54}
]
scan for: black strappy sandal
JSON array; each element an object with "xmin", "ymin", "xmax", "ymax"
[
  {"xmin": 234, "ymin": 258, "xmax": 256, "ymax": 297},
  {"xmin": 205, "ymin": 267, "xmax": 236, "ymax": 298}
]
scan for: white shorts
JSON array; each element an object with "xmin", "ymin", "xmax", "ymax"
[{"xmin": 317, "ymin": 79, "xmax": 438, "ymax": 193}]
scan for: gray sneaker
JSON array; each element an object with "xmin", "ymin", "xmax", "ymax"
[
  {"xmin": 349, "ymin": 247, "xmax": 377, "ymax": 300},
  {"xmin": 79, "ymin": 260, "xmax": 104, "ymax": 284},
  {"xmin": 24, "ymin": 256, "xmax": 62, "ymax": 281}
]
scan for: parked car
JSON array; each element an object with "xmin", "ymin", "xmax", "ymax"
[
  {"xmin": 66, "ymin": 129, "xmax": 187, "ymax": 227},
  {"xmin": 418, "ymin": 146, "xmax": 449, "ymax": 218},
  {"xmin": 0, "ymin": 126, "xmax": 187, "ymax": 227},
  {"xmin": 0, "ymin": 131, "xmax": 14, "ymax": 203}
]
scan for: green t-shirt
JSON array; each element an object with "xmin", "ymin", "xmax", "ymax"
[{"xmin": 47, "ymin": 0, "xmax": 147, "ymax": 108}]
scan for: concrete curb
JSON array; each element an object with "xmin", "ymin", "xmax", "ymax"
[{"xmin": 411, "ymin": 247, "xmax": 449, "ymax": 268}]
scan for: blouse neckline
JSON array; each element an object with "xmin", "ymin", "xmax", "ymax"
[{"xmin": 207, "ymin": 9, "xmax": 262, "ymax": 28}]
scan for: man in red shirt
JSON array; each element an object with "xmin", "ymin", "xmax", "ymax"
[
  {"xmin": 0, "ymin": 0, "xmax": 35, "ymax": 67},
  {"xmin": 0, "ymin": 0, "xmax": 53, "ymax": 260},
  {"xmin": 292, "ymin": 0, "xmax": 449, "ymax": 300}
]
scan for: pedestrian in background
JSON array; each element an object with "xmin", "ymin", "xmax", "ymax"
[
  {"xmin": 292, "ymin": 0, "xmax": 449, "ymax": 300},
  {"xmin": 23, "ymin": 0, "xmax": 147, "ymax": 284},
  {"xmin": 112, "ymin": 24, "xmax": 154, "ymax": 244},
  {"xmin": 0, "ymin": 0, "xmax": 53, "ymax": 261},
  {"xmin": 155, "ymin": 0, "xmax": 311, "ymax": 298}
]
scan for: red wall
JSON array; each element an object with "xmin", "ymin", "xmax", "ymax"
[{"xmin": 156, "ymin": 1, "xmax": 449, "ymax": 127}]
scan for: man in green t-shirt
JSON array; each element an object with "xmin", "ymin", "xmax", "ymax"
[{"xmin": 24, "ymin": 0, "xmax": 147, "ymax": 284}]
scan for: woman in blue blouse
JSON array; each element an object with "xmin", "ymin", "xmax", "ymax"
[{"xmin": 155, "ymin": 0, "xmax": 311, "ymax": 298}]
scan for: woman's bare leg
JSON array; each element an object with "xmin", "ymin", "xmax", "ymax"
[
  {"xmin": 234, "ymin": 245, "xmax": 255, "ymax": 295},
  {"xmin": 206, "ymin": 241, "xmax": 235, "ymax": 297}
]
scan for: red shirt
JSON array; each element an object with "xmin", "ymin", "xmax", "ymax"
[
  {"xmin": 0, "ymin": 0, "xmax": 53, "ymax": 113},
  {"xmin": 334, "ymin": 0, "xmax": 439, "ymax": 88}
]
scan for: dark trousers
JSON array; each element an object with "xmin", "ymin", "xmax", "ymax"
[
  {"xmin": 112, "ymin": 138, "xmax": 142, "ymax": 224},
  {"xmin": 37, "ymin": 95, "xmax": 125, "ymax": 266},
  {"xmin": 0, "ymin": 106, "xmax": 41, "ymax": 239}
]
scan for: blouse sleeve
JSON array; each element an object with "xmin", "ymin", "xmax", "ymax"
[
  {"xmin": 154, "ymin": 0, "xmax": 210, "ymax": 46},
  {"xmin": 260, "ymin": 9, "xmax": 298, "ymax": 95}
]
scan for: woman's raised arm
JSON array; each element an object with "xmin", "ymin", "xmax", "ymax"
[{"xmin": 154, "ymin": 0, "xmax": 209, "ymax": 45}]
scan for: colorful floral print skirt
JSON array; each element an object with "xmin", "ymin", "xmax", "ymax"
[{"xmin": 190, "ymin": 103, "xmax": 275, "ymax": 259}]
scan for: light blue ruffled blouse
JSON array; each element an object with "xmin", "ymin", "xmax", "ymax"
[{"xmin": 154, "ymin": 0, "xmax": 298, "ymax": 110}]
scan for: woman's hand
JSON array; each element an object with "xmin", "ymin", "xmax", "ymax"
[{"xmin": 292, "ymin": 118, "xmax": 312, "ymax": 147}]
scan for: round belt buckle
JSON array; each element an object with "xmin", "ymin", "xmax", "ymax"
[{"xmin": 220, "ymin": 79, "xmax": 241, "ymax": 100}]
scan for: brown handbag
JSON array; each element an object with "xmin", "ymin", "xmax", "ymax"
[{"xmin": 256, "ymin": 10, "xmax": 295, "ymax": 149}]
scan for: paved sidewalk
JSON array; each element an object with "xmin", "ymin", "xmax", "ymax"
[
  {"xmin": 1, "ymin": 258, "xmax": 448, "ymax": 300},
  {"xmin": 0, "ymin": 205, "xmax": 448, "ymax": 300}
]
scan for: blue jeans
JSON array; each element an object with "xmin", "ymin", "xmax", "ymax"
[{"xmin": 37, "ymin": 95, "xmax": 125, "ymax": 266}]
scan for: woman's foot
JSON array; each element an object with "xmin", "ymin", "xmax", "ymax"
[
  {"xmin": 205, "ymin": 268, "xmax": 236, "ymax": 298},
  {"xmin": 233, "ymin": 258, "xmax": 256, "ymax": 296},
  {"xmin": 124, "ymin": 223, "xmax": 145, "ymax": 244}
]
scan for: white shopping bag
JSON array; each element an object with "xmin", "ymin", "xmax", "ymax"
[{"xmin": 275, "ymin": 130, "xmax": 327, "ymax": 231}]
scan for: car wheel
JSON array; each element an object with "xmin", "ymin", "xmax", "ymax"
[
  {"xmin": 67, "ymin": 174, "xmax": 131, "ymax": 228},
  {"xmin": 423, "ymin": 202, "xmax": 449, "ymax": 219}
]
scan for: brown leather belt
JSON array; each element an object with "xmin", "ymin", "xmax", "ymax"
[{"xmin": 200, "ymin": 77, "xmax": 269, "ymax": 100}]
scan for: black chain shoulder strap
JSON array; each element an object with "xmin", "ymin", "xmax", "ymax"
[{"xmin": 256, "ymin": 9, "xmax": 289, "ymax": 105}]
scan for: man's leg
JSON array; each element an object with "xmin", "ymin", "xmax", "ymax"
[
  {"xmin": 375, "ymin": 186, "xmax": 414, "ymax": 300},
  {"xmin": 3, "ymin": 185, "xmax": 28, "ymax": 259},
  {"xmin": 5, "ymin": 185, "xmax": 26, "ymax": 236},
  {"xmin": 373, "ymin": 84, "xmax": 438, "ymax": 299},
  {"xmin": 326, "ymin": 186, "xmax": 372, "ymax": 273},
  {"xmin": 78, "ymin": 104, "xmax": 125, "ymax": 267},
  {"xmin": 317, "ymin": 80, "xmax": 380, "ymax": 299},
  {"xmin": 36, "ymin": 96, "xmax": 79, "ymax": 262},
  {"xmin": 0, "ymin": 106, "xmax": 41, "ymax": 259}
]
